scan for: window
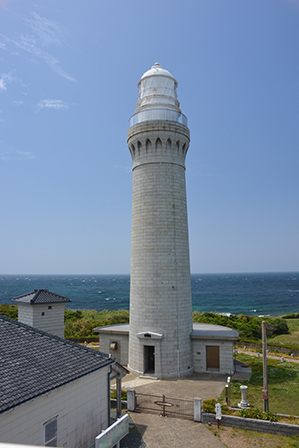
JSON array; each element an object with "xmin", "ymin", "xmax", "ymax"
[
  {"xmin": 44, "ymin": 416, "xmax": 58, "ymax": 447},
  {"xmin": 48, "ymin": 306, "xmax": 52, "ymax": 310}
]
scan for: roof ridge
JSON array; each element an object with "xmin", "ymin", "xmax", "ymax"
[{"xmin": 31, "ymin": 289, "xmax": 41, "ymax": 303}]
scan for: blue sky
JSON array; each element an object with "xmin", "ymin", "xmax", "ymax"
[{"xmin": 0, "ymin": 0, "xmax": 298, "ymax": 275}]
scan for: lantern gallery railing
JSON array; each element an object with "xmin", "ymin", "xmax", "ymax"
[{"xmin": 129, "ymin": 108, "xmax": 188, "ymax": 127}]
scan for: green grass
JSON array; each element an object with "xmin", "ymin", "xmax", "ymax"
[
  {"xmin": 267, "ymin": 319, "xmax": 299, "ymax": 351},
  {"xmin": 208, "ymin": 426, "xmax": 299, "ymax": 448},
  {"xmin": 64, "ymin": 308, "xmax": 129, "ymax": 338},
  {"xmin": 219, "ymin": 353, "xmax": 299, "ymax": 415}
]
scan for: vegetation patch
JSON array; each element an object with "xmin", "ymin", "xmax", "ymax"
[
  {"xmin": 218, "ymin": 354, "xmax": 299, "ymax": 416},
  {"xmin": 0, "ymin": 304, "xmax": 18, "ymax": 320},
  {"xmin": 193, "ymin": 311, "xmax": 289, "ymax": 342},
  {"xmin": 64, "ymin": 308, "xmax": 129, "ymax": 338},
  {"xmin": 267, "ymin": 319, "xmax": 299, "ymax": 351},
  {"xmin": 207, "ymin": 425, "xmax": 299, "ymax": 448},
  {"xmin": 110, "ymin": 389, "xmax": 127, "ymax": 400},
  {"xmin": 202, "ymin": 398, "xmax": 278, "ymax": 421}
]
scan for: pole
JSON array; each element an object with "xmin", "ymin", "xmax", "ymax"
[
  {"xmin": 116, "ymin": 377, "xmax": 122, "ymax": 418},
  {"xmin": 262, "ymin": 321, "xmax": 269, "ymax": 412}
]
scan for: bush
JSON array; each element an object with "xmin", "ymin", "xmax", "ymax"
[
  {"xmin": 64, "ymin": 309, "xmax": 129, "ymax": 338},
  {"xmin": 238, "ymin": 408, "xmax": 278, "ymax": 422},
  {"xmin": 192, "ymin": 311, "xmax": 289, "ymax": 341},
  {"xmin": 202, "ymin": 398, "xmax": 217, "ymax": 413},
  {"xmin": 0, "ymin": 304, "xmax": 18, "ymax": 320},
  {"xmin": 281, "ymin": 313, "xmax": 299, "ymax": 319},
  {"xmin": 202, "ymin": 398, "xmax": 231, "ymax": 415},
  {"xmin": 110, "ymin": 389, "xmax": 127, "ymax": 400},
  {"xmin": 64, "ymin": 309, "xmax": 83, "ymax": 322}
]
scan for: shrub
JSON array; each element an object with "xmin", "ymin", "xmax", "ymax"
[
  {"xmin": 202, "ymin": 398, "xmax": 231, "ymax": 415},
  {"xmin": 0, "ymin": 304, "xmax": 18, "ymax": 320},
  {"xmin": 281, "ymin": 313, "xmax": 299, "ymax": 319},
  {"xmin": 238, "ymin": 408, "xmax": 278, "ymax": 422},
  {"xmin": 192, "ymin": 311, "xmax": 289, "ymax": 341},
  {"xmin": 64, "ymin": 309, "xmax": 129, "ymax": 338},
  {"xmin": 202, "ymin": 398, "xmax": 217, "ymax": 413},
  {"xmin": 110, "ymin": 389, "xmax": 127, "ymax": 400},
  {"xmin": 64, "ymin": 309, "xmax": 83, "ymax": 322}
]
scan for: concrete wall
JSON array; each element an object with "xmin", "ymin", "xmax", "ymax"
[
  {"xmin": 0, "ymin": 367, "xmax": 110, "ymax": 448},
  {"xmin": 99, "ymin": 333, "xmax": 129, "ymax": 365},
  {"xmin": 127, "ymin": 121, "xmax": 193, "ymax": 378},
  {"xmin": 202, "ymin": 413, "xmax": 299, "ymax": 436},
  {"xmin": 18, "ymin": 303, "xmax": 65, "ymax": 338},
  {"xmin": 192, "ymin": 339, "xmax": 234, "ymax": 375}
]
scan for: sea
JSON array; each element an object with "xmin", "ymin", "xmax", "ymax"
[{"xmin": 0, "ymin": 272, "xmax": 299, "ymax": 317}]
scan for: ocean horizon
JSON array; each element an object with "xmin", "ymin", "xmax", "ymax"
[{"xmin": 1, "ymin": 272, "xmax": 299, "ymax": 317}]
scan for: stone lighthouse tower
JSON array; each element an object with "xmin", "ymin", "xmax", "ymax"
[{"xmin": 127, "ymin": 63, "xmax": 193, "ymax": 378}]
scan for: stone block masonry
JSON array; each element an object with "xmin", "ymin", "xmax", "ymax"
[
  {"xmin": 128, "ymin": 120, "xmax": 193, "ymax": 378},
  {"xmin": 202, "ymin": 413, "xmax": 299, "ymax": 436}
]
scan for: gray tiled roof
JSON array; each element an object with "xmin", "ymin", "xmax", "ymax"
[
  {"xmin": 12, "ymin": 289, "xmax": 71, "ymax": 304},
  {"xmin": 0, "ymin": 315, "xmax": 114, "ymax": 414}
]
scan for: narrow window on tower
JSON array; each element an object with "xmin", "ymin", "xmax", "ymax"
[
  {"xmin": 137, "ymin": 141, "xmax": 142, "ymax": 156},
  {"xmin": 131, "ymin": 143, "xmax": 135, "ymax": 158},
  {"xmin": 155, "ymin": 138, "xmax": 162, "ymax": 152},
  {"xmin": 166, "ymin": 138, "xmax": 171, "ymax": 152},
  {"xmin": 146, "ymin": 139, "xmax": 151, "ymax": 154}
]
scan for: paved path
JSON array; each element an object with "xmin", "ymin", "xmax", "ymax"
[
  {"xmin": 119, "ymin": 372, "xmax": 228, "ymax": 448},
  {"xmin": 126, "ymin": 412, "xmax": 225, "ymax": 448},
  {"xmin": 238, "ymin": 348, "xmax": 299, "ymax": 363}
]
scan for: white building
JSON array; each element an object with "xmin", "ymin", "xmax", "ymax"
[
  {"xmin": 0, "ymin": 315, "xmax": 116, "ymax": 448},
  {"xmin": 95, "ymin": 63, "xmax": 238, "ymax": 378},
  {"xmin": 95, "ymin": 322, "xmax": 238, "ymax": 376},
  {"xmin": 12, "ymin": 289, "xmax": 71, "ymax": 338}
]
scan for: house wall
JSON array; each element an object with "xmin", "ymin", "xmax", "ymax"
[
  {"xmin": 0, "ymin": 367, "xmax": 110, "ymax": 448},
  {"xmin": 192, "ymin": 339, "xmax": 234, "ymax": 375},
  {"xmin": 99, "ymin": 333, "xmax": 129, "ymax": 365},
  {"xmin": 18, "ymin": 303, "xmax": 65, "ymax": 338}
]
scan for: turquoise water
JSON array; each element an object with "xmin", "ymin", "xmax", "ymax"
[{"xmin": 0, "ymin": 272, "xmax": 298, "ymax": 316}]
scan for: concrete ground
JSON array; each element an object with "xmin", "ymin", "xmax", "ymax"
[
  {"xmin": 117, "ymin": 372, "xmax": 229, "ymax": 448},
  {"xmin": 114, "ymin": 362, "xmax": 252, "ymax": 448},
  {"xmin": 123, "ymin": 412, "xmax": 226, "ymax": 448}
]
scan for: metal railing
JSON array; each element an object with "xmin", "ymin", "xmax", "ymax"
[
  {"xmin": 129, "ymin": 108, "xmax": 188, "ymax": 127},
  {"xmin": 135, "ymin": 392, "xmax": 194, "ymax": 420}
]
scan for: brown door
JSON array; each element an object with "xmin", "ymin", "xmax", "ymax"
[{"xmin": 206, "ymin": 345, "xmax": 220, "ymax": 370}]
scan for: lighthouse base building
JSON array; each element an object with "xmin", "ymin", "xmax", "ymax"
[
  {"xmin": 95, "ymin": 323, "xmax": 238, "ymax": 378},
  {"xmin": 95, "ymin": 63, "xmax": 238, "ymax": 379}
]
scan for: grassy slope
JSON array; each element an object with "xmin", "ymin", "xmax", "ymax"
[
  {"xmin": 267, "ymin": 319, "xmax": 299, "ymax": 351},
  {"xmin": 208, "ymin": 426, "xmax": 299, "ymax": 448},
  {"xmin": 219, "ymin": 353, "xmax": 299, "ymax": 415}
]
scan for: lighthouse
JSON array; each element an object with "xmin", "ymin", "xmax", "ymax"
[
  {"xmin": 127, "ymin": 63, "xmax": 193, "ymax": 378},
  {"xmin": 95, "ymin": 63, "xmax": 238, "ymax": 378}
]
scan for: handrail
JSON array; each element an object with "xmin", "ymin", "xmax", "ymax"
[{"xmin": 129, "ymin": 108, "xmax": 188, "ymax": 127}]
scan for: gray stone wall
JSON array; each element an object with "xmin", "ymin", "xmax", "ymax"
[
  {"xmin": 202, "ymin": 413, "xmax": 299, "ymax": 436},
  {"xmin": 192, "ymin": 339, "xmax": 234, "ymax": 374},
  {"xmin": 99, "ymin": 333, "xmax": 129, "ymax": 365},
  {"xmin": 128, "ymin": 121, "xmax": 193, "ymax": 378}
]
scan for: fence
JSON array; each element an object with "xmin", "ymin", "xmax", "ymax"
[{"xmin": 134, "ymin": 392, "xmax": 194, "ymax": 420}]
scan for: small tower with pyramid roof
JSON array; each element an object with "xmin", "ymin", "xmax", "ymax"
[{"xmin": 12, "ymin": 289, "xmax": 71, "ymax": 338}]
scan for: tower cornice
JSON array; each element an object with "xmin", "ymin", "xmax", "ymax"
[{"xmin": 127, "ymin": 120, "xmax": 190, "ymax": 142}]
